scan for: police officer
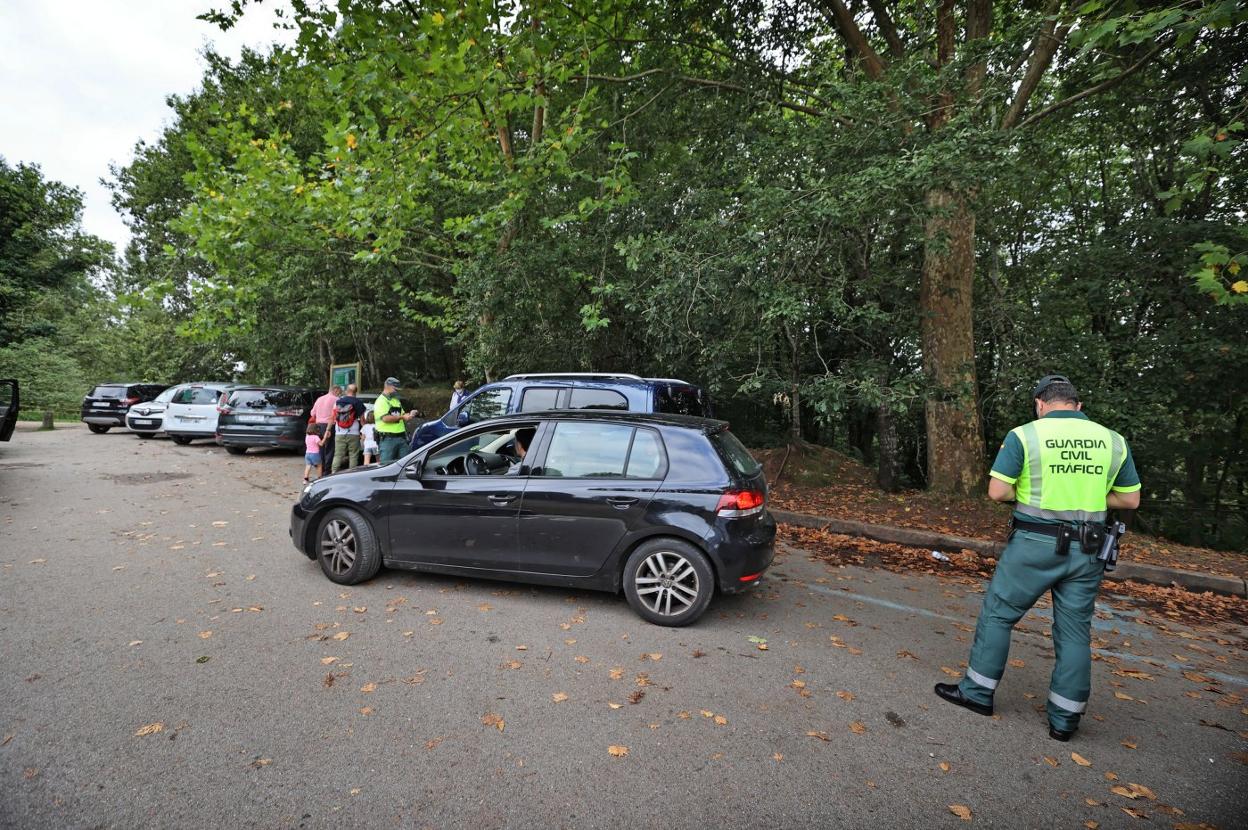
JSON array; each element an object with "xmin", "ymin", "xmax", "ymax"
[
  {"xmin": 374, "ymin": 377, "xmax": 416, "ymax": 463},
  {"xmin": 934, "ymin": 375, "xmax": 1141, "ymax": 741}
]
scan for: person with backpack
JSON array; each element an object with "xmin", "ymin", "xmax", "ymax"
[{"xmin": 330, "ymin": 383, "xmax": 367, "ymax": 473}]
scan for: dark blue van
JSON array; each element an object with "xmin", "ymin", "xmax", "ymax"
[{"xmin": 408, "ymin": 373, "xmax": 710, "ymax": 450}]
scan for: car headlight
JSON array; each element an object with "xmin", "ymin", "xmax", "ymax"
[{"xmin": 302, "ymin": 483, "xmax": 313, "ymax": 499}]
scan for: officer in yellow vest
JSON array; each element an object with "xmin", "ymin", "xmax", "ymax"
[
  {"xmin": 374, "ymin": 376, "xmax": 416, "ymax": 463},
  {"xmin": 934, "ymin": 375, "xmax": 1141, "ymax": 741}
]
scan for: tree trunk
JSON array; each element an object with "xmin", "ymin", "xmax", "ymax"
[
  {"xmin": 877, "ymin": 402, "xmax": 899, "ymax": 492},
  {"xmin": 921, "ymin": 188, "xmax": 984, "ymax": 494}
]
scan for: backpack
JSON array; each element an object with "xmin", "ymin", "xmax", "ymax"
[{"xmin": 335, "ymin": 399, "xmax": 357, "ymax": 430}]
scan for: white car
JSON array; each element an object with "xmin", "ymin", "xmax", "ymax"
[
  {"xmin": 164, "ymin": 383, "xmax": 236, "ymax": 445},
  {"xmin": 125, "ymin": 385, "xmax": 183, "ymax": 438}
]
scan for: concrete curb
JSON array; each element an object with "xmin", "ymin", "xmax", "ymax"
[{"xmin": 771, "ymin": 508, "xmax": 1248, "ymax": 599}]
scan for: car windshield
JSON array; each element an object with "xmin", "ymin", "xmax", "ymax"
[
  {"xmin": 153, "ymin": 387, "xmax": 179, "ymax": 404},
  {"xmin": 710, "ymin": 429, "xmax": 762, "ymax": 478},
  {"xmin": 228, "ymin": 389, "xmax": 304, "ymax": 409},
  {"xmin": 90, "ymin": 385, "xmax": 127, "ymax": 399}
]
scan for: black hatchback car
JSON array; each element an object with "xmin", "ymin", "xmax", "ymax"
[
  {"xmin": 216, "ymin": 386, "xmax": 318, "ymax": 454},
  {"xmin": 81, "ymin": 382, "xmax": 168, "ymax": 433},
  {"xmin": 290, "ymin": 411, "xmax": 775, "ymax": 626}
]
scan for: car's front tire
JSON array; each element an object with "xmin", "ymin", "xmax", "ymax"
[
  {"xmin": 316, "ymin": 508, "xmax": 382, "ymax": 585},
  {"xmin": 623, "ymin": 538, "xmax": 715, "ymax": 627},
  {"xmin": 170, "ymin": 435, "xmax": 192, "ymax": 445},
  {"xmin": 87, "ymin": 424, "xmax": 110, "ymax": 434},
  {"xmin": 225, "ymin": 446, "xmax": 247, "ymax": 455}
]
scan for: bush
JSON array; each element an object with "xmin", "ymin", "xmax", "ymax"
[{"xmin": 0, "ymin": 338, "xmax": 92, "ymax": 420}]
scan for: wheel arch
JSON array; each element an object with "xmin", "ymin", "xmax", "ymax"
[
  {"xmin": 303, "ymin": 499, "xmax": 388, "ymax": 560},
  {"xmin": 611, "ymin": 530, "xmax": 719, "ymax": 595}
]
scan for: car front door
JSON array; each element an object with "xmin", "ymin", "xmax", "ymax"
[
  {"xmin": 0, "ymin": 379, "xmax": 18, "ymax": 441},
  {"xmin": 516, "ymin": 421, "xmax": 666, "ymax": 577},
  {"xmin": 385, "ymin": 426, "xmax": 529, "ymax": 570}
]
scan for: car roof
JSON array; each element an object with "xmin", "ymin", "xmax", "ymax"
[
  {"xmin": 482, "ymin": 409, "xmax": 727, "ymax": 432},
  {"xmin": 228, "ymin": 385, "xmax": 318, "ymax": 392},
  {"xmin": 498, "ymin": 374, "xmax": 699, "ymax": 390}
]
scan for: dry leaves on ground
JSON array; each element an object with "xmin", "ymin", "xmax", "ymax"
[
  {"xmin": 482, "ymin": 713, "xmax": 505, "ymax": 732},
  {"xmin": 948, "ymin": 805, "xmax": 972, "ymax": 821},
  {"xmin": 849, "ymin": 721, "xmax": 866, "ymax": 734},
  {"xmin": 134, "ymin": 722, "xmax": 164, "ymax": 737},
  {"xmin": 608, "ymin": 745, "xmax": 629, "ymax": 757},
  {"xmin": 551, "ymin": 692, "xmax": 569, "ymax": 703},
  {"xmin": 1071, "ymin": 752, "xmax": 1092, "ymax": 767},
  {"xmin": 806, "ymin": 730, "xmax": 831, "ymax": 741}
]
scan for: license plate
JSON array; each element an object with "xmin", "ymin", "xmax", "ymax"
[
  {"xmin": 237, "ymin": 414, "xmax": 266, "ymax": 423},
  {"xmin": 131, "ymin": 420, "xmax": 155, "ymax": 427}
]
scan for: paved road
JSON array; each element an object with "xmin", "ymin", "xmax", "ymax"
[{"xmin": 1, "ymin": 424, "xmax": 1245, "ymax": 829}]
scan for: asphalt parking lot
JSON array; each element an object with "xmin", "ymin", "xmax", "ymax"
[{"xmin": 1, "ymin": 424, "xmax": 1245, "ymax": 829}]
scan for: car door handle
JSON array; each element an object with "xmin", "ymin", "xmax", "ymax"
[
  {"xmin": 606, "ymin": 496, "xmax": 637, "ymax": 509},
  {"xmin": 488, "ymin": 494, "xmax": 518, "ymax": 505}
]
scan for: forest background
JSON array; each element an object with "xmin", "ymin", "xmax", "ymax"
[{"xmin": 0, "ymin": 0, "xmax": 1244, "ymax": 549}]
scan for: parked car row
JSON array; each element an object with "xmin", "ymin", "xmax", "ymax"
[{"xmin": 83, "ymin": 381, "xmax": 322, "ymax": 453}]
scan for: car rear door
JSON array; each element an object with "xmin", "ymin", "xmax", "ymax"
[
  {"xmin": 0, "ymin": 379, "xmax": 18, "ymax": 441},
  {"xmin": 515, "ymin": 421, "xmax": 665, "ymax": 576}
]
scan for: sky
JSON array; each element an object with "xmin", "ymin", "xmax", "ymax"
[{"xmin": 0, "ymin": 0, "xmax": 296, "ymax": 252}]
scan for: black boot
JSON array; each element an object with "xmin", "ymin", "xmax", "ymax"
[
  {"xmin": 1048, "ymin": 726, "xmax": 1075, "ymax": 742},
  {"xmin": 934, "ymin": 683, "xmax": 993, "ymax": 716}
]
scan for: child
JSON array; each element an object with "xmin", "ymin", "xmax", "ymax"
[
  {"xmin": 303, "ymin": 422, "xmax": 325, "ymax": 483},
  {"xmin": 360, "ymin": 410, "xmax": 378, "ymax": 465}
]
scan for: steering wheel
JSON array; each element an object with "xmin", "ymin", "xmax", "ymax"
[{"xmin": 465, "ymin": 452, "xmax": 488, "ymax": 476}]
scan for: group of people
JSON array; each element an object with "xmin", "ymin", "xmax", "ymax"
[{"xmin": 302, "ymin": 376, "xmax": 423, "ymax": 482}]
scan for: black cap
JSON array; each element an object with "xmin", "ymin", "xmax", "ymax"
[{"xmin": 1032, "ymin": 374, "xmax": 1074, "ymax": 399}]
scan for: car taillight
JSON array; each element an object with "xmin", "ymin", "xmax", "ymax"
[
  {"xmin": 716, "ymin": 489, "xmax": 765, "ymax": 517},
  {"xmin": 217, "ymin": 406, "xmax": 231, "ymax": 415},
  {"xmin": 274, "ymin": 407, "xmax": 303, "ymax": 417}
]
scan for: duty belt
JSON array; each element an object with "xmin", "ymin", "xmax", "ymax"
[{"xmin": 1009, "ymin": 516, "xmax": 1107, "ymax": 555}]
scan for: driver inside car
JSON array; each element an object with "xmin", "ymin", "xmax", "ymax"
[{"xmin": 503, "ymin": 427, "xmax": 535, "ymax": 475}]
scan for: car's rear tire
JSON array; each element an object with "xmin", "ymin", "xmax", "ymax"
[
  {"xmin": 87, "ymin": 424, "xmax": 110, "ymax": 434},
  {"xmin": 623, "ymin": 538, "xmax": 715, "ymax": 627},
  {"xmin": 225, "ymin": 446, "xmax": 247, "ymax": 455},
  {"xmin": 316, "ymin": 508, "xmax": 382, "ymax": 585},
  {"xmin": 170, "ymin": 435, "xmax": 192, "ymax": 445}
]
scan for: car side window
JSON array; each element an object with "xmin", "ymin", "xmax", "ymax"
[
  {"xmin": 520, "ymin": 387, "xmax": 560, "ymax": 412},
  {"xmin": 463, "ymin": 388, "xmax": 511, "ymax": 424},
  {"xmin": 539, "ymin": 422, "xmax": 633, "ymax": 478},
  {"xmin": 173, "ymin": 387, "xmax": 196, "ymax": 404},
  {"xmin": 567, "ymin": 388, "xmax": 628, "ymax": 410},
  {"xmin": 625, "ymin": 429, "xmax": 666, "ymax": 479},
  {"xmin": 425, "ymin": 430, "xmax": 510, "ymax": 476}
]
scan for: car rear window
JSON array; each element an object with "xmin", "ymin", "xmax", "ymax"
[
  {"xmin": 654, "ymin": 384, "xmax": 706, "ymax": 417},
  {"xmin": 539, "ymin": 423, "xmax": 666, "ymax": 479},
  {"xmin": 174, "ymin": 387, "xmax": 223, "ymax": 405},
  {"xmin": 228, "ymin": 389, "xmax": 306, "ymax": 409},
  {"xmin": 710, "ymin": 429, "xmax": 762, "ymax": 478},
  {"xmin": 520, "ymin": 387, "xmax": 560, "ymax": 412},
  {"xmin": 90, "ymin": 385, "xmax": 127, "ymax": 399}
]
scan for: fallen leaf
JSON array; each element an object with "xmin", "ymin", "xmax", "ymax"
[
  {"xmin": 134, "ymin": 722, "xmax": 164, "ymax": 737},
  {"xmin": 1110, "ymin": 786, "xmax": 1138, "ymax": 799},
  {"xmin": 1121, "ymin": 740, "xmax": 1137, "ymax": 750},
  {"xmin": 846, "ymin": 646, "xmax": 862, "ymax": 655},
  {"xmin": 482, "ymin": 713, "xmax": 505, "ymax": 732},
  {"xmin": 249, "ymin": 758, "xmax": 271, "ymax": 768},
  {"xmin": 574, "ymin": 656, "xmax": 590, "ymax": 664},
  {"xmin": 358, "ymin": 707, "xmax": 373, "ymax": 716},
  {"xmin": 1084, "ymin": 822, "xmax": 1099, "ymax": 830},
  {"xmin": 1071, "ymin": 752, "xmax": 1092, "ymax": 767},
  {"xmin": 949, "ymin": 805, "xmax": 972, "ymax": 821},
  {"xmin": 128, "ymin": 640, "xmax": 142, "ymax": 647},
  {"xmin": 551, "ymin": 692, "xmax": 568, "ymax": 703},
  {"xmin": 677, "ymin": 711, "xmax": 692, "ymax": 719},
  {"xmin": 896, "ymin": 649, "xmax": 918, "ymax": 659},
  {"xmin": 1182, "ymin": 671, "xmax": 1212, "ymax": 683},
  {"xmin": 198, "ymin": 631, "xmax": 213, "ymax": 639},
  {"xmin": 425, "ymin": 737, "xmax": 443, "ymax": 750},
  {"xmin": 332, "ymin": 631, "xmax": 350, "ymax": 641},
  {"xmin": 939, "ymin": 761, "xmax": 951, "ymax": 772},
  {"xmin": 644, "ymin": 653, "xmax": 663, "ymax": 661},
  {"xmin": 320, "ymin": 657, "xmax": 338, "ymax": 665},
  {"xmin": 836, "ymin": 690, "xmax": 855, "ymax": 702},
  {"xmin": 1043, "ymin": 756, "xmax": 1059, "ymax": 767},
  {"xmin": 608, "ymin": 745, "xmax": 629, "ymax": 757},
  {"xmin": 1119, "ymin": 807, "xmax": 1147, "ymax": 819},
  {"xmin": 1126, "ymin": 783, "xmax": 1156, "ymax": 800},
  {"xmin": 628, "ymin": 690, "xmax": 646, "ymax": 705},
  {"xmin": 701, "ymin": 710, "xmax": 714, "ymax": 718},
  {"xmin": 849, "ymin": 721, "xmax": 866, "ymax": 734},
  {"xmin": 1113, "ymin": 691, "xmax": 1134, "ymax": 701},
  {"xmin": 515, "ymin": 645, "xmax": 528, "ymax": 651},
  {"xmin": 212, "ymin": 521, "xmax": 229, "ymax": 527},
  {"xmin": 1105, "ymin": 772, "xmax": 1119, "ymax": 781},
  {"xmin": 772, "ymin": 752, "xmax": 783, "ymax": 762},
  {"xmin": 501, "ymin": 659, "xmax": 523, "ymax": 670},
  {"xmin": 429, "ymin": 618, "xmax": 443, "ymax": 625},
  {"xmin": 791, "ymin": 679, "xmax": 807, "ymax": 689},
  {"xmin": 713, "ymin": 715, "xmax": 728, "ymax": 726},
  {"xmin": 1085, "ymin": 798, "xmax": 1101, "ymax": 806},
  {"xmin": 1009, "ymin": 658, "xmax": 1025, "ymax": 668},
  {"xmin": 608, "ymin": 668, "xmax": 624, "ymax": 680},
  {"xmin": 806, "ymin": 730, "xmax": 830, "ymax": 741},
  {"xmin": 477, "ymin": 603, "xmax": 492, "ymax": 612},
  {"xmin": 608, "ymin": 702, "xmax": 623, "ymax": 710},
  {"xmin": 360, "ymin": 683, "xmax": 377, "ymax": 693},
  {"xmin": 352, "ymin": 606, "xmax": 366, "ymax": 614},
  {"xmin": 940, "ymin": 666, "xmax": 962, "ymax": 678}
]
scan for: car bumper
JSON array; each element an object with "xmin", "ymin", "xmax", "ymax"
[
  {"xmin": 125, "ymin": 416, "xmax": 164, "ymax": 432},
  {"xmin": 82, "ymin": 413, "xmax": 127, "ymax": 426},
  {"xmin": 218, "ymin": 426, "xmax": 303, "ymax": 449},
  {"xmin": 712, "ymin": 510, "xmax": 777, "ymax": 594},
  {"xmin": 290, "ymin": 502, "xmax": 314, "ymax": 559}
]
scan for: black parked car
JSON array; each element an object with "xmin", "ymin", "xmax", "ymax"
[
  {"xmin": 80, "ymin": 382, "xmax": 168, "ymax": 433},
  {"xmin": 216, "ymin": 386, "xmax": 318, "ymax": 455},
  {"xmin": 290, "ymin": 410, "xmax": 775, "ymax": 626}
]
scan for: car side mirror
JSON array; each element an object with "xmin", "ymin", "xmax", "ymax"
[
  {"xmin": 457, "ymin": 410, "xmax": 471, "ymax": 427},
  {"xmin": 406, "ymin": 459, "xmax": 423, "ymax": 479}
]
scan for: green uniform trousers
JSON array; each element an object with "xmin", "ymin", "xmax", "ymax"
[
  {"xmin": 958, "ymin": 528, "xmax": 1105, "ymax": 731},
  {"xmin": 378, "ymin": 433, "xmax": 407, "ymax": 464},
  {"xmin": 332, "ymin": 432, "xmax": 361, "ymax": 473}
]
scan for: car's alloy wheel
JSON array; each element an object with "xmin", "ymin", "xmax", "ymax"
[
  {"xmin": 635, "ymin": 551, "xmax": 699, "ymax": 617},
  {"xmin": 320, "ymin": 518, "xmax": 357, "ymax": 576},
  {"xmin": 623, "ymin": 539, "xmax": 714, "ymax": 626}
]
